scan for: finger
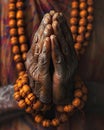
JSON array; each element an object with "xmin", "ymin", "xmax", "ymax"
[
  {"xmin": 49, "ymin": 10, "xmax": 55, "ymax": 16},
  {"xmin": 52, "ymin": 12, "xmax": 61, "ymax": 22},
  {"xmin": 38, "ymin": 37, "xmax": 51, "ymax": 74},
  {"xmin": 50, "ymin": 35, "xmax": 64, "ymax": 73},
  {"xmin": 52, "ymin": 20, "xmax": 70, "ymax": 57}
]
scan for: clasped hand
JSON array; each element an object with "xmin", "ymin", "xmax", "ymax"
[{"xmin": 25, "ymin": 10, "xmax": 78, "ymax": 105}]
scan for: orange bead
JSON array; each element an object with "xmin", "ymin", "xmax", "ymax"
[
  {"xmin": 79, "ymin": 2, "xmax": 87, "ymax": 9},
  {"xmin": 74, "ymin": 43, "xmax": 82, "ymax": 50},
  {"xmin": 72, "ymin": 98, "xmax": 81, "ymax": 107},
  {"xmin": 14, "ymin": 91, "xmax": 21, "ymax": 100},
  {"xmin": 87, "ymin": 15, "xmax": 93, "ymax": 23},
  {"xmin": 76, "ymin": 34, "xmax": 84, "ymax": 43},
  {"xmin": 41, "ymin": 104, "xmax": 51, "ymax": 111},
  {"xmin": 42, "ymin": 120, "xmax": 50, "ymax": 127},
  {"xmin": 19, "ymin": 35, "xmax": 27, "ymax": 44},
  {"xmin": 85, "ymin": 32, "xmax": 91, "ymax": 40},
  {"xmin": 64, "ymin": 105, "xmax": 74, "ymax": 112},
  {"xmin": 73, "ymin": 34, "xmax": 77, "ymax": 42},
  {"xmin": 88, "ymin": 6, "xmax": 94, "ymax": 14},
  {"xmin": 18, "ymin": 99, "xmax": 26, "ymax": 108},
  {"xmin": 16, "ymin": 1, "xmax": 24, "ymax": 9},
  {"xmin": 87, "ymin": 0, "xmax": 93, "ymax": 6},
  {"xmin": 80, "ymin": 10, "xmax": 87, "ymax": 17},
  {"xmin": 17, "ymin": 80, "xmax": 23, "ymax": 88},
  {"xmin": 22, "ymin": 85, "xmax": 31, "ymax": 94},
  {"xmin": 70, "ymin": 26, "xmax": 77, "ymax": 33},
  {"xmin": 78, "ymin": 26, "xmax": 86, "ymax": 34},
  {"xmin": 79, "ymin": 18, "xmax": 87, "ymax": 26},
  {"xmin": 12, "ymin": 45, "xmax": 20, "ymax": 54},
  {"xmin": 51, "ymin": 118, "xmax": 60, "ymax": 127},
  {"xmin": 27, "ymin": 93, "xmax": 35, "ymax": 102},
  {"xmin": 9, "ymin": 28, "xmax": 17, "ymax": 36},
  {"xmin": 16, "ymin": 10, "xmax": 24, "ymax": 19},
  {"xmin": 8, "ymin": 11, "xmax": 16, "ymax": 19},
  {"xmin": 56, "ymin": 105, "xmax": 64, "ymax": 112},
  {"xmin": 14, "ymin": 84, "xmax": 19, "ymax": 91},
  {"xmin": 70, "ymin": 18, "xmax": 78, "ymax": 25},
  {"xmin": 9, "ymin": 3, "xmax": 16, "ymax": 10},
  {"xmin": 33, "ymin": 100, "xmax": 43, "ymax": 110},
  {"xmin": 19, "ymin": 71, "xmax": 25, "ymax": 76},
  {"xmin": 17, "ymin": 19, "xmax": 25, "ymax": 27},
  {"xmin": 87, "ymin": 23, "xmax": 93, "ymax": 31},
  {"xmin": 22, "ymin": 52, "xmax": 27, "ymax": 61},
  {"xmin": 74, "ymin": 89, "xmax": 83, "ymax": 98},
  {"xmin": 18, "ymin": 27, "xmax": 25, "ymax": 35},
  {"xmin": 71, "ymin": 1, "xmax": 79, "ymax": 9},
  {"xmin": 16, "ymin": 62, "xmax": 25, "ymax": 71},
  {"xmin": 20, "ymin": 44, "xmax": 28, "ymax": 52},
  {"xmin": 70, "ymin": 9, "xmax": 79, "ymax": 17},
  {"xmin": 35, "ymin": 114, "xmax": 43, "ymax": 123},
  {"xmin": 25, "ymin": 97, "xmax": 31, "ymax": 105},
  {"xmin": 14, "ymin": 54, "xmax": 22, "ymax": 62},
  {"xmin": 10, "ymin": 36, "xmax": 18, "ymax": 45},
  {"xmin": 25, "ymin": 107, "xmax": 32, "ymax": 113}
]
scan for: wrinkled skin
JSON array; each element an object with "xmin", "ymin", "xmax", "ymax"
[{"xmin": 25, "ymin": 10, "xmax": 78, "ymax": 104}]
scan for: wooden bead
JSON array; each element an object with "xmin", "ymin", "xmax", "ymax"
[
  {"xmin": 17, "ymin": 19, "xmax": 25, "ymax": 27},
  {"xmin": 82, "ymin": 94, "xmax": 87, "ymax": 101},
  {"xmin": 59, "ymin": 113, "xmax": 68, "ymax": 122},
  {"xmin": 20, "ymin": 88, "xmax": 25, "ymax": 97},
  {"xmin": 70, "ymin": 9, "xmax": 79, "ymax": 17},
  {"xmin": 16, "ymin": 62, "xmax": 25, "ymax": 71},
  {"xmin": 18, "ymin": 27, "xmax": 25, "ymax": 35},
  {"xmin": 64, "ymin": 105, "xmax": 74, "ymax": 112},
  {"xmin": 76, "ymin": 34, "xmax": 84, "ymax": 43},
  {"xmin": 74, "ymin": 89, "xmax": 83, "ymax": 97},
  {"xmin": 9, "ymin": 28, "xmax": 17, "ymax": 36},
  {"xmin": 22, "ymin": 52, "xmax": 27, "ymax": 61},
  {"xmin": 71, "ymin": 1, "xmax": 79, "ymax": 9},
  {"xmin": 27, "ymin": 93, "xmax": 35, "ymax": 102},
  {"xmin": 42, "ymin": 120, "xmax": 50, "ymax": 127},
  {"xmin": 82, "ymin": 85, "xmax": 88, "ymax": 94},
  {"xmin": 72, "ymin": 98, "xmax": 81, "ymax": 107},
  {"xmin": 70, "ymin": 18, "xmax": 78, "ymax": 25},
  {"xmin": 19, "ymin": 35, "xmax": 27, "ymax": 44},
  {"xmin": 18, "ymin": 99, "xmax": 26, "ymax": 108},
  {"xmin": 14, "ymin": 54, "xmax": 22, "ymax": 62},
  {"xmin": 25, "ymin": 107, "xmax": 32, "ymax": 113},
  {"xmin": 10, "ymin": 36, "xmax": 18, "ymax": 45},
  {"xmin": 79, "ymin": 2, "xmax": 87, "ymax": 9},
  {"xmin": 87, "ymin": 15, "xmax": 93, "ymax": 23},
  {"xmin": 85, "ymin": 32, "xmax": 91, "ymax": 40},
  {"xmin": 8, "ymin": 11, "xmax": 16, "ymax": 19},
  {"xmin": 87, "ymin": 23, "xmax": 93, "ymax": 31},
  {"xmin": 22, "ymin": 78, "xmax": 28, "ymax": 85},
  {"xmin": 9, "ymin": 19, "xmax": 16, "ymax": 27},
  {"xmin": 14, "ymin": 91, "xmax": 21, "ymax": 100},
  {"xmin": 56, "ymin": 105, "xmax": 64, "ymax": 112},
  {"xmin": 78, "ymin": 26, "xmax": 86, "ymax": 34},
  {"xmin": 87, "ymin": 0, "xmax": 93, "ymax": 6},
  {"xmin": 16, "ymin": 10, "xmax": 24, "ymax": 19},
  {"xmin": 22, "ymin": 85, "xmax": 31, "ymax": 94},
  {"xmin": 20, "ymin": 44, "xmax": 28, "ymax": 52},
  {"xmin": 88, "ymin": 6, "xmax": 94, "ymax": 14},
  {"xmin": 70, "ymin": 26, "xmax": 77, "ymax": 33},
  {"xmin": 9, "ymin": 3, "xmax": 16, "ymax": 10},
  {"xmin": 74, "ymin": 43, "xmax": 82, "ymax": 50},
  {"xmin": 16, "ymin": 1, "xmax": 24, "ymax": 9},
  {"xmin": 51, "ymin": 118, "xmax": 60, "ymax": 127},
  {"xmin": 12, "ymin": 45, "xmax": 20, "ymax": 54},
  {"xmin": 80, "ymin": 10, "xmax": 87, "ymax": 17},
  {"xmin": 14, "ymin": 84, "xmax": 19, "ymax": 91},
  {"xmin": 35, "ymin": 115, "xmax": 43, "ymax": 123},
  {"xmin": 79, "ymin": 18, "xmax": 87, "ymax": 26},
  {"xmin": 25, "ymin": 97, "xmax": 31, "ymax": 105},
  {"xmin": 33, "ymin": 100, "xmax": 43, "ymax": 110},
  {"xmin": 17, "ymin": 80, "xmax": 23, "ymax": 88}
]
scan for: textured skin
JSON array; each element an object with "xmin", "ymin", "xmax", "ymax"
[{"xmin": 25, "ymin": 11, "xmax": 78, "ymax": 104}]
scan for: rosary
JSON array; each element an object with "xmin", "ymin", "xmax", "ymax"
[{"xmin": 8, "ymin": 0, "xmax": 93, "ymax": 127}]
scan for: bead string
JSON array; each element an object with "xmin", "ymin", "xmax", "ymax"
[{"xmin": 8, "ymin": 0, "xmax": 92, "ymax": 127}]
